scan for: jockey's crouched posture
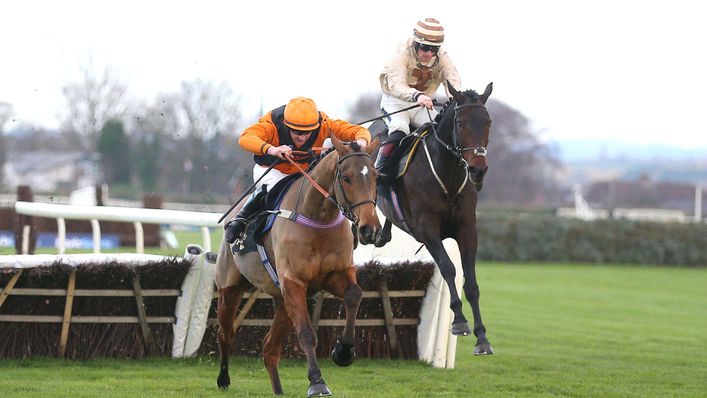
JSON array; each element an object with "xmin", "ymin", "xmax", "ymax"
[
  {"xmin": 376, "ymin": 17, "xmax": 462, "ymax": 182},
  {"xmin": 224, "ymin": 97, "xmax": 371, "ymax": 245}
]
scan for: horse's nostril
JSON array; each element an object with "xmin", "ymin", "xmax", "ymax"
[{"xmin": 359, "ymin": 226, "xmax": 373, "ymax": 242}]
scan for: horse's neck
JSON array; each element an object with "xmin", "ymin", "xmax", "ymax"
[
  {"xmin": 430, "ymin": 110, "xmax": 458, "ymax": 167},
  {"xmin": 424, "ymin": 106, "xmax": 468, "ymax": 185},
  {"xmin": 299, "ymin": 154, "xmax": 340, "ymax": 220}
]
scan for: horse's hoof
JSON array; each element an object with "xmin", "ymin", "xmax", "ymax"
[
  {"xmin": 331, "ymin": 340, "xmax": 356, "ymax": 367},
  {"xmin": 450, "ymin": 321, "xmax": 471, "ymax": 336},
  {"xmin": 217, "ymin": 374, "xmax": 230, "ymax": 390},
  {"xmin": 474, "ymin": 341, "xmax": 495, "ymax": 355},
  {"xmin": 307, "ymin": 378, "xmax": 332, "ymax": 397}
]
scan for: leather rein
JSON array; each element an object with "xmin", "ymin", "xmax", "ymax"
[
  {"xmin": 285, "ymin": 149, "xmax": 376, "ymax": 225},
  {"xmin": 425, "ymin": 101, "xmax": 489, "ymax": 203}
]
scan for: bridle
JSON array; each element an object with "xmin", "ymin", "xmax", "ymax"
[
  {"xmin": 425, "ymin": 99, "xmax": 489, "ymax": 202},
  {"xmin": 432, "ymin": 101, "xmax": 489, "ymax": 165},
  {"xmin": 331, "ymin": 151, "xmax": 377, "ymax": 224},
  {"xmin": 452, "ymin": 102, "xmax": 489, "ymax": 161}
]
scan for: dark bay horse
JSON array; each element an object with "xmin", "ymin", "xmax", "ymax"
[
  {"xmin": 215, "ymin": 136, "xmax": 381, "ymax": 396},
  {"xmin": 375, "ymin": 83, "xmax": 495, "ymax": 355}
]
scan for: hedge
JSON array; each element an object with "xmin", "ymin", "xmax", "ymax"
[{"xmin": 476, "ymin": 213, "xmax": 707, "ymax": 267}]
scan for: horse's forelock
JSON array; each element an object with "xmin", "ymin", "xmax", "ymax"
[
  {"xmin": 435, "ymin": 89, "xmax": 482, "ymax": 124},
  {"xmin": 349, "ymin": 141, "xmax": 362, "ymax": 152}
]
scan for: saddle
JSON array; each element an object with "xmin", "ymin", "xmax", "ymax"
[
  {"xmin": 233, "ymin": 150, "xmax": 332, "ymax": 254},
  {"xmin": 234, "ymin": 173, "xmax": 302, "ymax": 254},
  {"xmin": 388, "ymin": 122, "xmax": 432, "ymax": 181}
]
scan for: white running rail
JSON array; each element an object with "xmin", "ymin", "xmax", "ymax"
[{"xmin": 14, "ymin": 201, "xmax": 222, "ymax": 254}]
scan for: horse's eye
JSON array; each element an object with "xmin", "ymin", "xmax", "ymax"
[
  {"xmin": 456, "ymin": 121, "xmax": 463, "ymax": 128},
  {"xmin": 342, "ymin": 175, "xmax": 352, "ymax": 184}
]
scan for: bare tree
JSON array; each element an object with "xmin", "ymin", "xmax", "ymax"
[
  {"xmin": 170, "ymin": 79, "xmax": 242, "ymax": 141},
  {"xmin": 146, "ymin": 80, "xmax": 247, "ymax": 201},
  {"xmin": 60, "ymin": 60, "xmax": 129, "ymax": 150},
  {"xmin": 482, "ymin": 99, "xmax": 564, "ymax": 206}
]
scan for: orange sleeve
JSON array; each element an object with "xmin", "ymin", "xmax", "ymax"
[
  {"xmin": 238, "ymin": 112, "xmax": 279, "ymax": 155},
  {"xmin": 320, "ymin": 113, "xmax": 371, "ymax": 144}
]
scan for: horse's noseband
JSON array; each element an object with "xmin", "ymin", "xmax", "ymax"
[
  {"xmin": 453, "ymin": 102, "xmax": 489, "ymax": 160},
  {"xmin": 333, "ymin": 151, "xmax": 376, "ymax": 224},
  {"xmin": 462, "ymin": 146, "xmax": 487, "ymax": 158}
]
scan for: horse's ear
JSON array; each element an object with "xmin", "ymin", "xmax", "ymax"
[
  {"xmin": 480, "ymin": 82, "xmax": 493, "ymax": 104},
  {"xmin": 447, "ymin": 81, "xmax": 464, "ymax": 103},
  {"xmin": 367, "ymin": 135, "xmax": 381, "ymax": 157},
  {"xmin": 330, "ymin": 134, "xmax": 348, "ymax": 155}
]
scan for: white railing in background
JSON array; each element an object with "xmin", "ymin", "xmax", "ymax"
[
  {"xmin": 0, "ymin": 193, "xmax": 227, "ymax": 213},
  {"xmin": 556, "ymin": 184, "xmax": 705, "ymax": 223},
  {"xmin": 14, "ymin": 201, "xmax": 222, "ymax": 254}
]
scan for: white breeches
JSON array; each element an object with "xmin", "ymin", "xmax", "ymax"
[
  {"xmin": 380, "ymin": 93, "xmax": 439, "ymax": 134},
  {"xmin": 253, "ymin": 164, "xmax": 289, "ymax": 189}
]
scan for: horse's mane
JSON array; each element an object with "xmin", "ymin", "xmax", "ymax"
[
  {"xmin": 434, "ymin": 89, "xmax": 481, "ymax": 124},
  {"xmin": 305, "ymin": 141, "xmax": 363, "ymax": 173}
]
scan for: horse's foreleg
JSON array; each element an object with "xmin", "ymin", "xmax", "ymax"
[
  {"xmin": 424, "ymin": 238, "xmax": 471, "ymax": 336},
  {"xmin": 459, "ymin": 248, "xmax": 494, "ymax": 355},
  {"xmin": 263, "ymin": 297, "xmax": 293, "ymax": 395},
  {"xmin": 325, "ymin": 267, "xmax": 362, "ymax": 367},
  {"xmin": 216, "ymin": 285, "xmax": 245, "ymax": 389},
  {"xmin": 282, "ymin": 276, "xmax": 331, "ymax": 397}
]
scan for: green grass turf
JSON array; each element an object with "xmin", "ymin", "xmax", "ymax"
[{"xmin": 1, "ymin": 263, "xmax": 705, "ymax": 397}]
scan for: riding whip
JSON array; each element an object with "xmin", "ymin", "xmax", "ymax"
[
  {"xmin": 354, "ymin": 100, "xmax": 441, "ymax": 125},
  {"xmin": 217, "ymin": 162, "xmax": 278, "ymax": 224},
  {"xmin": 217, "ymin": 147, "xmax": 327, "ymax": 224}
]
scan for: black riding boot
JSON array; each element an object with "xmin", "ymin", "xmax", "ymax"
[
  {"xmin": 375, "ymin": 130, "xmax": 406, "ymax": 184},
  {"xmin": 224, "ymin": 185, "xmax": 268, "ymax": 244}
]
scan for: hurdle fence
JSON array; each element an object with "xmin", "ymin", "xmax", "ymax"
[{"xmin": 3, "ymin": 202, "xmax": 461, "ymax": 368}]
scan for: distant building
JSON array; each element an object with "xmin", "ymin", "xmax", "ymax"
[
  {"xmin": 3, "ymin": 150, "xmax": 97, "ymax": 192},
  {"xmin": 584, "ymin": 177, "xmax": 705, "ymax": 217}
]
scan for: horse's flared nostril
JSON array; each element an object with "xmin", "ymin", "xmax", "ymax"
[
  {"xmin": 468, "ymin": 165, "xmax": 487, "ymax": 183},
  {"xmin": 359, "ymin": 225, "xmax": 374, "ymax": 243}
]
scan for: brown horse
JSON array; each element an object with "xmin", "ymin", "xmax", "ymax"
[
  {"xmin": 374, "ymin": 83, "xmax": 495, "ymax": 355},
  {"xmin": 215, "ymin": 136, "xmax": 381, "ymax": 396}
]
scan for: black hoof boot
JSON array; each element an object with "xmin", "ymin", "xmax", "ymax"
[
  {"xmin": 450, "ymin": 321, "xmax": 472, "ymax": 336},
  {"xmin": 224, "ymin": 219, "xmax": 246, "ymax": 244},
  {"xmin": 331, "ymin": 340, "xmax": 356, "ymax": 367},
  {"xmin": 307, "ymin": 378, "xmax": 332, "ymax": 397}
]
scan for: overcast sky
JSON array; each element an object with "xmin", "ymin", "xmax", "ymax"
[{"xmin": 2, "ymin": 0, "xmax": 706, "ymax": 149}]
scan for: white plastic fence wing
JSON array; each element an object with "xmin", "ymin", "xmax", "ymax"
[
  {"xmin": 172, "ymin": 245, "xmax": 204, "ymax": 358},
  {"xmin": 183, "ymin": 251, "xmax": 218, "ymax": 357}
]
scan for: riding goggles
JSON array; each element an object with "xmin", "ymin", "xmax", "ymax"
[
  {"xmin": 290, "ymin": 128, "xmax": 316, "ymax": 136},
  {"xmin": 418, "ymin": 43, "xmax": 440, "ymax": 54}
]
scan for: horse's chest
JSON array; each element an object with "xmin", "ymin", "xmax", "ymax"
[{"xmin": 277, "ymin": 248, "xmax": 351, "ymax": 280}]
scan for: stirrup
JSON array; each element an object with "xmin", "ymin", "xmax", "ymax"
[{"xmin": 231, "ymin": 240, "xmax": 244, "ymax": 255}]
